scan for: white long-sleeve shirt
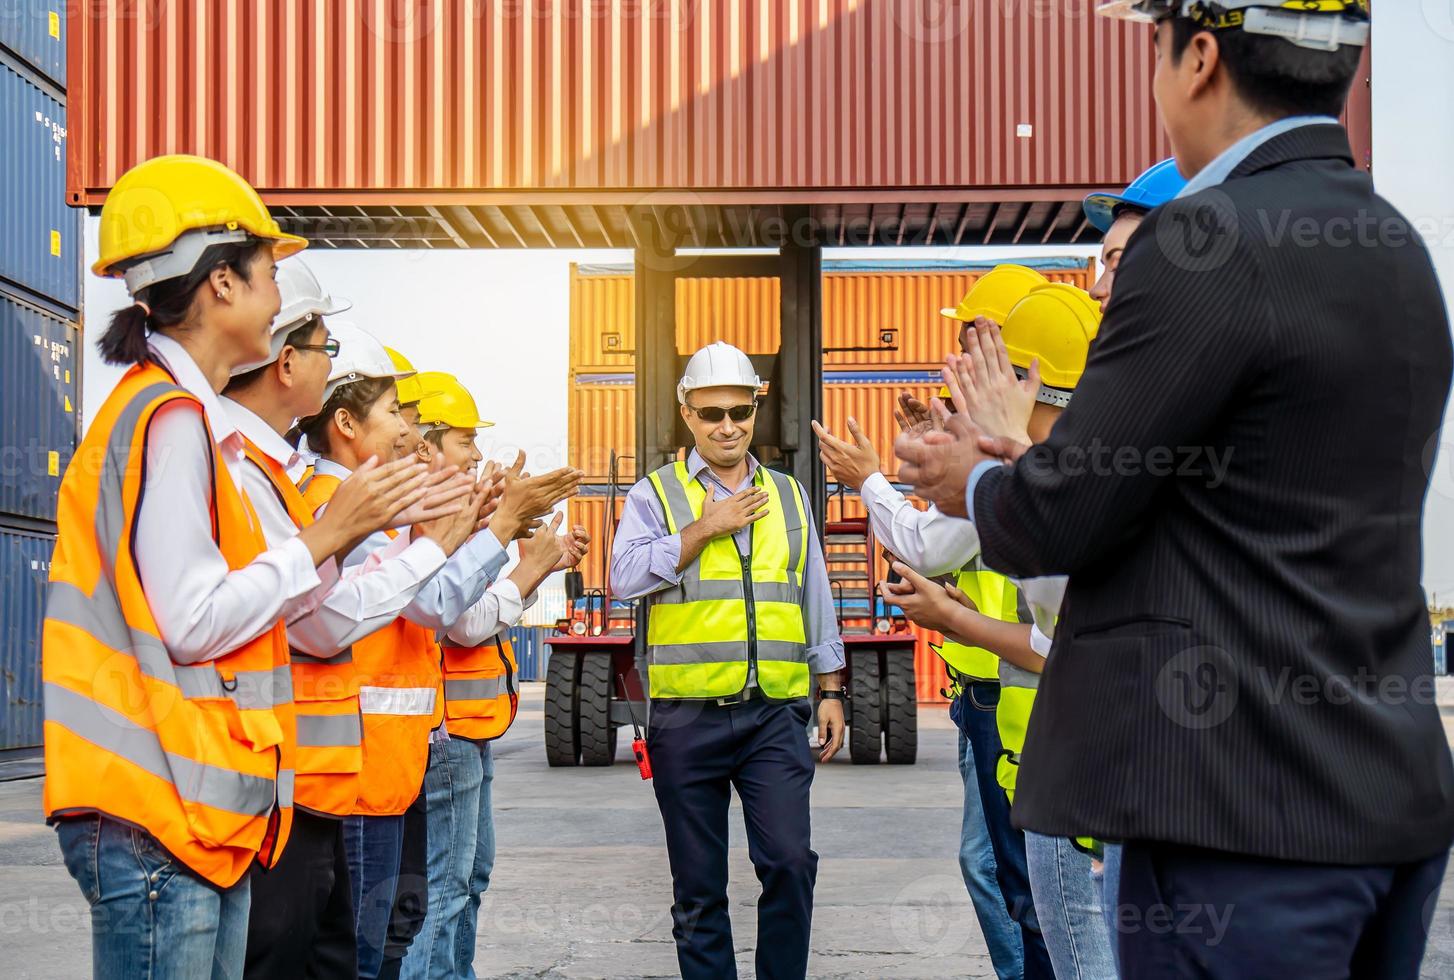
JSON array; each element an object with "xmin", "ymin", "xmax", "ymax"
[
  {"xmin": 222, "ymin": 397, "xmax": 451, "ymax": 657},
  {"xmin": 132, "ymin": 333, "xmax": 324, "ymax": 664},
  {"xmin": 859, "ymin": 471, "xmax": 1065, "ymax": 661},
  {"xmin": 444, "ymin": 579, "xmax": 537, "ymax": 646}
]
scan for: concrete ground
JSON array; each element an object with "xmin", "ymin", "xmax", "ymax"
[{"xmin": 1, "ymin": 681, "xmax": 1453, "ymax": 978}]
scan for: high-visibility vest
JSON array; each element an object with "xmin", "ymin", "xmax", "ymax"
[
  {"xmin": 644, "ymin": 462, "xmax": 810, "ymax": 701},
  {"xmin": 931, "ymin": 567, "xmax": 1018, "ymax": 685},
  {"xmin": 241, "ymin": 440, "xmax": 362, "ymax": 818},
  {"xmin": 441, "ymin": 634, "xmax": 520, "ymax": 741},
  {"xmin": 300, "ymin": 472, "xmax": 443, "ymax": 817},
  {"xmin": 995, "ymin": 661, "xmax": 1038, "ymax": 803},
  {"xmin": 42, "ymin": 363, "xmax": 295, "ymax": 888}
]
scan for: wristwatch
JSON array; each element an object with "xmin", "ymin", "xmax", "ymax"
[{"xmin": 818, "ymin": 689, "xmax": 845, "ymax": 702}]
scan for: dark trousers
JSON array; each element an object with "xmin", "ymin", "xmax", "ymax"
[
  {"xmin": 244, "ymin": 809, "xmax": 358, "ymax": 979},
  {"xmin": 377, "ymin": 788, "xmax": 430, "ymax": 980},
  {"xmin": 649, "ymin": 696, "xmax": 818, "ymax": 980},
  {"xmin": 1117, "ymin": 840, "xmax": 1449, "ymax": 979},
  {"xmin": 951, "ymin": 682, "xmax": 1055, "ymax": 980}
]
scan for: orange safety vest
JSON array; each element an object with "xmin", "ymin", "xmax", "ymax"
[
  {"xmin": 300, "ymin": 471, "xmax": 443, "ymax": 817},
  {"xmin": 43, "ymin": 362, "xmax": 295, "ymax": 888},
  {"xmin": 241, "ymin": 440, "xmax": 362, "ymax": 818},
  {"xmin": 441, "ymin": 634, "xmax": 520, "ymax": 742}
]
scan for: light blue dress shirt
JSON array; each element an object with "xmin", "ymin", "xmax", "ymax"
[
  {"xmin": 964, "ymin": 115, "xmax": 1339, "ymax": 525},
  {"xmin": 610, "ymin": 449, "xmax": 845, "ymax": 676}
]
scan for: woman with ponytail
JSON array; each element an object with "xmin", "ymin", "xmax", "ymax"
[{"xmin": 42, "ymin": 155, "xmax": 440, "ymax": 979}]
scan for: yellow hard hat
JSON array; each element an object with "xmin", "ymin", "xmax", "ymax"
[
  {"xmin": 93, "ymin": 155, "xmax": 307, "ymax": 293},
  {"xmin": 385, "ymin": 349, "xmax": 443, "ymax": 406},
  {"xmin": 940, "ymin": 264, "xmax": 1049, "ymax": 324},
  {"xmin": 1001, "ymin": 284, "xmax": 1103, "ymax": 400},
  {"xmin": 416, "ymin": 373, "xmax": 493, "ymax": 431}
]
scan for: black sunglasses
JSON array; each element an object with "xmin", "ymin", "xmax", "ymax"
[
  {"xmin": 687, "ymin": 402, "xmax": 758, "ymax": 423},
  {"xmin": 293, "ymin": 339, "xmax": 341, "ymax": 358}
]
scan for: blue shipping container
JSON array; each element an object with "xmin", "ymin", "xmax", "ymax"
[
  {"xmin": 0, "ymin": 2, "xmax": 66, "ymax": 88},
  {"xmin": 509, "ymin": 625, "xmax": 549, "ymax": 682},
  {"xmin": 1, "ymin": 55, "xmax": 80, "ymax": 311},
  {"xmin": 1, "ymin": 524, "xmax": 53, "ymax": 750},
  {"xmin": 0, "ymin": 288, "xmax": 78, "ymax": 521}
]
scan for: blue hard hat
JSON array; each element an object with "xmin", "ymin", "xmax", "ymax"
[{"xmin": 1082, "ymin": 158, "xmax": 1188, "ymax": 233}]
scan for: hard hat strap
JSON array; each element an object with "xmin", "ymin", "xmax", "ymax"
[{"xmin": 121, "ymin": 227, "xmax": 255, "ymax": 295}]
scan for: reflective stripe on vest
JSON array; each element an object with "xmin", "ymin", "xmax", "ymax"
[
  {"xmin": 244, "ymin": 439, "xmax": 364, "ymax": 818},
  {"xmin": 933, "ymin": 567, "xmax": 1019, "ymax": 683},
  {"xmin": 442, "ymin": 635, "xmax": 521, "ymax": 741},
  {"xmin": 42, "ymin": 364, "xmax": 295, "ymax": 888},
  {"xmin": 301, "ymin": 473, "xmax": 440, "ymax": 817},
  {"xmin": 644, "ymin": 462, "xmax": 810, "ymax": 700}
]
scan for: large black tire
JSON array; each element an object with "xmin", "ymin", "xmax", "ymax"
[
  {"xmin": 577, "ymin": 653, "xmax": 619, "ymax": 766},
  {"xmin": 848, "ymin": 648, "xmax": 883, "ymax": 765},
  {"xmin": 883, "ymin": 651, "xmax": 918, "ymax": 764},
  {"xmin": 544, "ymin": 649, "xmax": 580, "ymax": 766}
]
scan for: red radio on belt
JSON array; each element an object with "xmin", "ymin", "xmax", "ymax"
[{"xmin": 618, "ymin": 675, "xmax": 652, "ymax": 780}]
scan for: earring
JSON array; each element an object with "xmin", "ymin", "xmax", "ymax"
[{"xmin": 216, "ymin": 292, "xmax": 224, "ymax": 300}]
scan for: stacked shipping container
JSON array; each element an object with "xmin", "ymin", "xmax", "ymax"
[
  {"xmin": 0, "ymin": 6, "xmax": 82, "ymax": 755},
  {"xmin": 566, "ymin": 258, "xmax": 1095, "ymax": 702}
]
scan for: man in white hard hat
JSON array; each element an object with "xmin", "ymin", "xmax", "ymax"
[{"xmin": 611, "ymin": 341, "xmax": 845, "ymax": 980}]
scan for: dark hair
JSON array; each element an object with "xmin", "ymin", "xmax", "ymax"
[
  {"xmin": 222, "ymin": 318, "xmax": 324, "ymax": 396},
  {"xmin": 1170, "ymin": 17, "xmax": 1363, "ymax": 119},
  {"xmin": 98, "ymin": 240, "xmax": 269, "ymax": 366},
  {"xmin": 422, "ymin": 427, "xmax": 447, "ymax": 449},
  {"xmin": 295, "ymin": 376, "xmax": 395, "ymax": 457},
  {"xmin": 1110, "ymin": 203, "xmax": 1150, "ymax": 225}
]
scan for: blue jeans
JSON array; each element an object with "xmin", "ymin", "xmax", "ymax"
[
  {"xmin": 400, "ymin": 737, "xmax": 485, "ymax": 980},
  {"xmin": 957, "ymin": 724, "xmax": 1024, "ymax": 980},
  {"xmin": 1025, "ymin": 832, "xmax": 1118, "ymax": 980},
  {"xmin": 56, "ymin": 814, "xmax": 251, "ymax": 980},
  {"xmin": 951, "ymin": 682, "xmax": 1055, "ymax": 980},
  {"xmin": 456, "ymin": 740, "xmax": 496, "ymax": 977},
  {"xmin": 1100, "ymin": 842, "xmax": 1122, "ymax": 974},
  {"xmin": 344, "ymin": 813, "xmax": 407, "ymax": 979}
]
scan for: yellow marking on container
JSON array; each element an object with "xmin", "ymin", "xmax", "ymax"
[
  {"xmin": 48, "ymin": 452, "xmax": 60, "ymax": 476},
  {"xmin": 49, "ymin": 12, "xmax": 61, "ymax": 39},
  {"xmin": 50, "ymin": 230, "xmax": 61, "ymax": 256},
  {"xmin": 64, "ymin": 395, "xmax": 73, "ymax": 413}
]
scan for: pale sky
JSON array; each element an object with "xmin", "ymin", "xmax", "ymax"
[{"xmin": 80, "ymin": 4, "xmax": 1454, "ymax": 600}]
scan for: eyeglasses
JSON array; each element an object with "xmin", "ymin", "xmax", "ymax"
[
  {"xmin": 293, "ymin": 340, "xmax": 341, "ymax": 358},
  {"xmin": 687, "ymin": 402, "xmax": 758, "ymax": 423}
]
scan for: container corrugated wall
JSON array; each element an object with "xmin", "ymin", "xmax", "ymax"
[
  {"xmin": 0, "ymin": 525, "xmax": 54, "ymax": 749},
  {"xmin": 0, "ymin": 1, "xmax": 66, "ymax": 87},
  {"xmin": 1, "ymin": 55, "xmax": 79, "ymax": 312},
  {"xmin": 508, "ymin": 625, "xmax": 549, "ymax": 682},
  {"xmin": 0, "ymin": 291, "xmax": 79, "ymax": 521},
  {"xmin": 570, "ymin": 262, "xmax": 1096, "ymax": 375},
  {"xmin": 69, "ymin": 1, "xmax": 1165, "ymax": 203}
]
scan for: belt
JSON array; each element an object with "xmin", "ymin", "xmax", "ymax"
[{"xmin": 715, "ymin": 686, "xmax": 762, "ymax": 707}]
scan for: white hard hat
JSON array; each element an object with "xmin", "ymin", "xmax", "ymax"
[
  {"xmin": 677, "ymin": 342, "xmax": 762, "ymax": 404},
  {"xmin": 230, "ymin": 258, "xmax": 351, "ymax": 376},
  {"xmin": 323, "ymin": 321, "xmax": 414, "ymax": 402}
]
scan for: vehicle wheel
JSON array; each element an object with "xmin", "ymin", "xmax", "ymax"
[
  {"xmin": 544, "ymin": 649, "xmax": 580, "ymax": 766},
  {"xmin": 577, "ymin": 653, "xmax": 619, "ymax": 766},
  {"xmin": 883, "ymin": 651, "xmax": 918, "ymax": 764},
  {"xmin": 848, "ymin": 648, "xmax": 882, "ymax": 764}
]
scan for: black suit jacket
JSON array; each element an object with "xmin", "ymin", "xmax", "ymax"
[{"xmin": 974, "ymin": 125, "xmax": 1454, "ymax": 865}]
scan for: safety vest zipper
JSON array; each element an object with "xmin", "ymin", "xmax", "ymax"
[{"xmin": 737, "ymin": 544, "xmax": 758, "ymax": 685}]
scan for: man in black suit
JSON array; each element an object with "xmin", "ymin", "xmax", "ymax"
[{"xmin": 897, "ymin": 2, "xmax": 1454, "ymax": 977}]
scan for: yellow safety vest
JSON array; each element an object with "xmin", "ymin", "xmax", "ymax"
[
  {"xmin": 932, "ymin": 566, "xmax": 1018, "ymax": 686},
  {"xmin": 995, "ymin": 661, "xmax": 1038, "ymax": 803},
  {"xmin": 644, "ymin": 461, "xmax": 810, "ymax": 701}
]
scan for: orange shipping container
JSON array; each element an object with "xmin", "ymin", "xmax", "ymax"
[
  {"xmin": 569, "ymin": 260, "xmax": 1096, "ymax": 375},
  {"xmin": 569, "ymin": 379, "xmax": 948, "ymax": 483}
]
